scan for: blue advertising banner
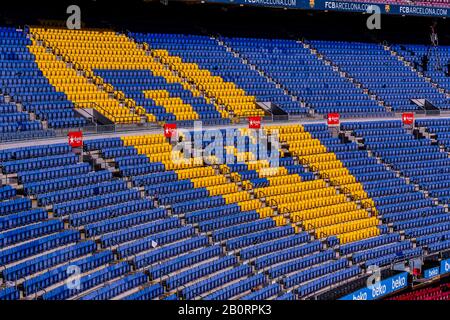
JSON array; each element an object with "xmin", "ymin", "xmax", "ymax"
[
  {"xmin": 423, "ymin": 266, "xmax": 440, "ymax": 280},
  {"xmin": 440, "ymin": 258, "xmax": 450, "ymax": 275},
  {"xmin": 205, "ymin": 0, "xmax": 306, "ymax": 9},
  {"xmin": 338, "ymin": 272, "xmax": 408, "ymax": 300},
  {"xmin": 205, "ymin": 0, "xmax": 450, "ymax": 18}
]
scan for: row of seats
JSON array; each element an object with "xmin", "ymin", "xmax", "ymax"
[
  {"xmin": 223, "ymin": 37, "xmax": 384, "ymax": 115},
  {"xmin": 27, "ymin": 41, "xmax": 140, "ymax": 124},
  {"xmin": 42, "ymin": 262, "xmax": 131, "ymax": 300},
  {"xmin": 79, "ymin": 272, "xmax": 148, "ymax": 300},
  {"xmin": 131, "ymin": 33, "xmax": 265, "ymax": 118},
  {"xmin": 394, "ymin": 44, "xmax": 450, "ymax": 92},
  {"xmin": 311, "ymin": 41, "xmax": 450, "ymax": 111},
  {"xmin": 90, "ymin": 131, "xmax": 359, "ymax": 299},
  {"xmin": 388, "ymin": 283, "xmax": 450, "ymax": 301},
  {"xmin": 2, "ymin": 123, "xmax": 450, "ymax": 300},
  {"xmin": 340, "ymin": 120, "xmax": 450, "ymax": 260},
  {"xmin": 0, "ymin": 28, "xmax": 87, "ymax": 131}
]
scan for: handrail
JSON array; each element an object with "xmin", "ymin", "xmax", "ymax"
[
  {"xmin": 299, "ymin": 157, "xmax": 309, "ymax": 166},
  {"xmin": 363, "ymin": 201, "xmax": 373, "ymax": 210},
  {"xmin": 92, "ymin": 76, "xmax": 104, "ymax": 86},
  {"xmin": 85, "ymin": 69, "xmax": 95, "ymax": 79},
  {"xmin": 341, "ymin": 186, "xmax": 352, "ymax": 197},
  {"xmin": 220, "ymin": 165, "xmax": 231, "ymax": 175},
  {"xmin": 319, "ymin": 231, "xmax": 328, "ymax": 240},
  {"xmin": 115, "ymin": 91, "xmax": 125, "ymax": 100},
  {"xmin": 288, "ymin": 207, "xmax": 302, "ymax": 226},
  {"xmin": 280, "ymin": 206, "xmax": 291, "ymax": 216},
  {"xmin": 22, "ymin": 25, "xmax": 30, "ymax": 35},
  {"xmin": 242, "ymin": 180, "xmax": 253, "ymax": 192},
  {"xmin": 309, "ymin": 163, "xmax": 318, "ymax": 173},
  {"xmin": 232, "ymin": 172, "xmax": 241, "ymax": 183},
  {"xmin": 104, "ymin": 83, "xmax": 114, "ymax": 93},
  {"xmin": 268, "ymin": 198, "xmax": 278, "ymax": 208},
  {"xmin": 352, "ymin": 192, "xmax": 361, "ymax": 202},
  {"xmin": 61, "ymin": 53, "xmax": 71, "ymax": 64},
  {"xmin": 255, "ymin": 189, "xmax": 266, "ymax": 199}
]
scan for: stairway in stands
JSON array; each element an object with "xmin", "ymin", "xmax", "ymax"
[
  {"xmin": 220, "ymin": 37, "xmax": 388, "ymax": 117},
  {"xmin": 85, "ymin": 133, "xmax": 294, "ymax": 300},
  {"xmin": 302, "ymin": 40, "xmax": 391, "ymax": 115},
  {"xmin": 387, "ymin": 45, "xmax": 442, "ymax": 93},
  {"xmin": 213, "ymin": 36, "xmax": 311, "ymax": 117},
  {"xmin": 130, "ymin": 32, "xmax": 267, "ymax": 118},
  {"xmin": 309, "ymin": 40, "xmax": 450, "ymax": 112},
  {"xmin": 390, "ymin": 44, "xmax": 450, "ymax": 95},
  {"xmin": 415, "ymin": 118, "xmax": 450, "ymax": 153},
  {"xmin": 0, "ymin": 93, "xmax": 54, "ymax": 143},
  {"xmin": 338, "ymin": 120, "xmax": 450, "ymax": 257},
  {"xmin": 2, "ymin": 122, "xmax": 450, "ymax": 300},
  {"xmin": 343, "ymin": 120, "xmax": 450, "ymax": 208},
  {"xmin": 107, "ymin": 124, "xmax": 440, "ymax": 299},
  {"xmin": 28, "ymin": 40, "xmax": 140, "ymax": 125},
  {"xmin": 262, "ymin": 124, "xmax": 380, "ymax": 244},
  {"xmin": 29, "ymin": 28, "xmax": 146, "ymax": 124},
  {"xmin": 87, "ymin": 130, "xmax": 350, "ymax": 299},
  {"xmin": 0, "ymin": 143, "xmax": 157, "ymax": 300},
  {"xmin": 0, "ymin": 27, "xmax": 86, "ymax": 139}
]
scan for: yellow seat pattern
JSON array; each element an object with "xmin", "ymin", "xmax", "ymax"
[
  {"xmin": 30, "ymin": 28, "xmax": 229, "ymax": 122},
  {"xmin": 152, "ymin": 49, "xmax": 264, "ymax": 118},
  {"xmin": 266, "ymin": 125, "xmax": 377, "ymax": 206},
  {"xmin": 315, "ymin": 218, "xmax": 379, "ymax": 238},
  {"xmin": 121, "ymin": 135, "xmax": 278, "ymax": 227},
  {"xmin": 224, "ymin": 145, "xmax": 257, "ymax": 163},
  {"xmin": 143, "ymin": 90, "xmax": 199, "ymax": 121},
  {"xmin": 27, "ymin": 44, "xmax": 140, "ymax": 124},
  {"xmin": 236, "ymin": 199, "xmax": 261, "ymax": 212},
  {"xmin": 256, "ymin": 207, "xmax": 275, "ymax": 218},
  {"xmin": 303, "ymin": 210, "xmax": 371, "ymax": 230},
  {"xmin": 222, "ymin": 191, "xmax": 251, "ymax": 204},
  {"xmin": 290, "ymin": 202, "xmax": 359, "ymax": 222},
  {"xmin": 256, "ymin": 180, "xmax": 329, "ymax": 198},
  {"xmin": 119, "ymin": 122, "xmax": 382, "ymax": 245},
  {"xmin": 122, "ymin": 134, "xmax": 166, "ymax": 146},
  {"xmin": 191, "ymin": 176, "xmax": 228, "ymax": 188},
  {"xmin": 261, "ymin": 124, "xmax": 381, "ymax": 244},
  {"xmin": 206, "ymin": 184, "xmax": 239, "ymax": 197}
]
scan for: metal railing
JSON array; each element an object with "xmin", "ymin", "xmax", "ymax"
[
  {"xmin": 0, "ymin": 122, "xmax": 164, "ymax": 148},
  {"xmin": 220, "ymin": 165, "xmax": 231, "ymax": 176},
  {"xmin": 306, "ymin": 223, "xmax": 315, "ymax": 232},
  {"xmin": 255, "ymin": 189, "xmax": 266, "ymax": 199},
  {"xmin": 268, "ymin": 198, "xmax": 278, "ymax": 209}
]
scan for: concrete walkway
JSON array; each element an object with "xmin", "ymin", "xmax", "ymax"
[{"xmin": 1, "ymin": 112, "xmax": 449, "ymax": 151}]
